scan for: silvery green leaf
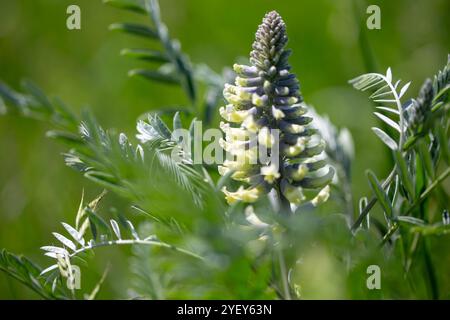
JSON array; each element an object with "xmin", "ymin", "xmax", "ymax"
[
  {"xmin": 374, "ymin": 112, "xmax": 401, "ymax": 133},
  {"xmin": 375, "ymin": 106, "xmax": 399, "ymax": 115},
  {"xmin": 44, "ymin": 252, "xmax": 58, "ymax": 259},
  {"xmin": 52, "ymin": 277, "xmax": 58, "ymax": 293},
  {"xmin": 373, "ymin": 98, "xmax": 396, "ymax": 103},
  {"xmin": 399, "ymin": 81, "xmax": 411, "ymax": 98},
  {"xmin": 144, "ymin": 235, "xmax": 158, "ymax": 241},
  {"xmin": 396, "ymin": 216, "xmax": 426, "ymax": 226},
  {"xmin": 53, "ymin": 233, "xmax": 76, "ymax": 251},
  {"xmin": 370, "ymin": 84, "xmax": 390, "ymax": 99},
  {"xmin": 393, "ymin": 80, "xmax": 401, "ymax": 90},
  {"xmin": 148, "ymin": 114, "xmax": 172, "ymax": 139},
  {"xmin": 126, "ymin": 220, "xmax": 140, "ymax": 240},
  {"xmin": 135, "ymin": 144, "xmax": 144, "ymax": 161},
  {"xmin": 41, "ymin": 246, "xmax": 68, "ymax": 256},
  {"xmin": 40, "ymin": 264, "xmax": 58, "ymax": 276},
  {"xmin": 173, "ymin": 111, "xmax": 182, "ymax": 131},
  {"xmin": 110, "ymin": 219, "xmax": 122, "ymax": 239},
  {"xmin": 75, "ymin": 190, "xmax": 85, "ymax": 230},
  {"xmin": 372, "ymin": 127, "xmax": 398, "ymax": 150},
  {"xmin": 61, "ymin": 222, "xmax": 85, "ymax": 246},
  {"xmin": 386, "ymin": 67, "xmax": 392, "ymax": 83},
  {"xmin": 136, "ymin": 120, "xmax": 159, "ymax": 143}
]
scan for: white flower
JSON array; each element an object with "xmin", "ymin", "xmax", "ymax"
[
  {"xmin": 260, "ymin": 164, "xmax": 280, "ymax": 184},
  {"xmin": 219, "ymin": 105, "xmax": 250, "ymax": 123},
  {"xmin": 291, "ymin": 164, "xmax": 309, "ymax": 181},
  {"xmin": 242, "ymin": 115, "xmax": 259, "ymax": 133},
  {"xmin": 282, "ymin": 184, "xmax": 305, "ymax": 205},
  {"xmin": 258, "ymin": 127, "xmax": 275, "ymax": 147},
  {"xmin": 245, "ymin": 206, "xmax": 269, "ymax": 228},
  {"xmin": 221, "ymin": 186, "xmax": 261, "ymax": 204},
  {"xmin": 272, "ymin": 105, "xmax": 285, "ymax": 120},
  {"xmin": 220, "ymin": 122, "xmax": 249, "ymax": 141},
  {"xmin": 311, "ymin": 185, "xmax": 331, "ymax": 206},
  {"xmin": 287, "ymin": 124, "xmax": 305, "ymax": 134}
]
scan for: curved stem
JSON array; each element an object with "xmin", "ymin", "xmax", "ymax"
[
  {"xmin": 386, "ymin": 81, "xmax": 405, "ymax": 149},
  {"xmin": 69, "ymin": 239, "xmax": 204, "ymax": 261},
  {"xmin": 404, "ymin": 167, "xmax": 450, "ymax": 215}
]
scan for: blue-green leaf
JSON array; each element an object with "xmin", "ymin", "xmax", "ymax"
[{"xmin": 372, "ymin": 127, "xmax": 398, "ymax": 150}]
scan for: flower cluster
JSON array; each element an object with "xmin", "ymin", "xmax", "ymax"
[
  {"xmin": 408, "ymin": 55, "xmax": 449, "ymax": 132},
  {"xmin": 219, "ymin": 11, "xmax": 334, "ymax": 207}
]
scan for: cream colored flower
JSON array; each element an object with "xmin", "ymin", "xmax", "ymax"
[
  {"xmin": 221, "ymin": 186, "xmax": 261, "ymax": 204},
  {"xmin": 260, "ymin": 164, "xmax": 280, "ymax": 184},
  {"xmin": 287, "ymin": 124, "xmax": 305, "ymax": 134},
  {"xmin": 242, "ymin": 115, "xmax": 259, "ymax": 133},
  {"xmin": 245, "ymin": 206, "xmax": 269, "ymax": 228},
  {"xmin": 291, "ymin": 164, "xmax": 309, "ymax": 181},
  {"xmin": 272, "ymin": 106, "xmax": 285, "ymax": 120},
  {"xmin": 311, "ymin": 185, "xmax": 331, "ymax": 206},
  {"xmin": 282, "ymin": 183, "xmax": 305, "ymax": 205},
  {"xmin": 258, "ymin": 127, "xmax": 275, "ymax": 147},
  {"xmin": 219, "ymin": 105, "xmax": 249, "ymax": 123},
  {"xmin": 220, "ymin": 122, "xmax": 249, "ymax": 141}
]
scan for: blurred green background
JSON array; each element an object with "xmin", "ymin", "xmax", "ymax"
[{"xmin": 0, "ymin": 0, "xmax": 448, "ymax": 298}]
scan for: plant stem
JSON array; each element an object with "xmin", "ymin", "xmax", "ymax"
[
  {"xmin": 351, "ymin": 166, "xmax": 397, "ymax": 232},
  {"xmin": 379, "ymin": 167, "xmax": 450, "ymax": 246},
  {"xmin": 423, "ymin": 238, "xmax": 439, "ymax": 299},
  {"xmin": 273, "ymin": 189, "xmax": 292, "ymax": 300},
  {"xmin": 276, "ymin": 244, "xmax": 291, "ymax": 300},
  {"xmin": 379, "ymin": 222, "xmax": 399, "ymax": 247},
  {"xmin": 404, "ymin": 167, "xmax": 450, "ymax": 215},
  {"xmin": 352, "ymin": 0, "xmax": 378, "ymax": 73},
  {"xmin": 70, "ymin": 239, "xmax": 204, "ymax": 261}
]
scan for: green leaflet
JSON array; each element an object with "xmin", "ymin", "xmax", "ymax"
[
  {"xmin": 372, "ymin": 127, "xmax": 398, "ymax": 150},
  {"xmin": 393, "ymin": 151, "xmax": 415, "ymax": 201},
  {"xmin": 103, "ymin": 0, "xmax": 146, "ymax": 14},
  {"xmin": 366, "ymin": 170, "xmax": 393, "ymax": 221},
  {"xmin": 108, "ymin": 22, "xmax": 158, "ymax": 38}
]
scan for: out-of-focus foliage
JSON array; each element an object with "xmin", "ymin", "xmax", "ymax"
[{"xmin": 0, "ymin": 0, "xmax": 449, "ymax": 299}]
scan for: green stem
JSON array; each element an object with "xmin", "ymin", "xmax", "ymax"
[
  {"xmin": 352, "ymin": 0, "xmax": 378, "ymax": 73},
  {"xmin": 273, "ymin": 188, "xmax": 292, "ymax": 299},
  {"xmin": 404, "ymin": 167, "xmax": 450, "ymax": 215},
  {"xmin": 352, "ymin": 167, "xmax": 397, "ymax": 232},
  {"xmin": 379, "ymin": 167, "xmax": 450, "ymax": 247},
  {"xmin": 379, "ymin": 223, "xmax": 398, "ymax": 247},
  {"xmin": 423, "ymin": 238, "xmax": 439, "ymax": 299},
  {"xmin": 70, "ymin": 239, "xmax": 204, "ymax": 261},
  {"xmin": 276, "ymin": 244, "xmax": 291, "ymax": 300}
]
